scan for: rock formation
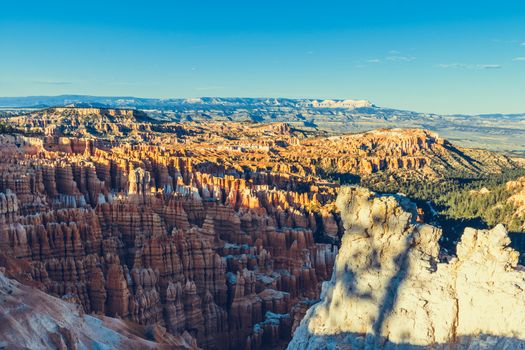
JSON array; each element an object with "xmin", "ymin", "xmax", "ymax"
[
  {"xmin": 0, "ymin": 268, "xmax": 198, "ymax": 349},
  {"xmin": 0, "ymin": 108, "xmax": 520, "ymax": 349},
  {"xmin": 4, "ymin": 108, "xmax": 515, "ymax": 182},
  {"xmin": 0, "ymin": 130, "xmax": 339, "ymax": 349},
  {"xmin": 8, "ymin": 107, "xmax": 154, "ymax": 140},
  {"xmin": 289, "ymin": 186, "xmax": 525, "ymax": 349}
]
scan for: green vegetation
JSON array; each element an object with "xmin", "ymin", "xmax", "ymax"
[
  {"xmin": 360, "ymin": 168, "xmax": 525, "ymax": 232},
  {"xmin": 0, "ymin": 120, "xmax": 40, "ymax": 136},
  {"xmin": 317, "ymin": 166, "xmax": 361, "ymax": 185},
  {"xmin": 441, "ymin": 183, "xmax": 525, "ymax": 232},
  {"xmin": 0, "ymin": 121, "xmax": 20, "ymax": 134}
]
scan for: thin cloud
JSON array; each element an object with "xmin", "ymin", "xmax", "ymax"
[
  {"xmin": 437, "ymin": 63, "xmax": 502, "ymax": 69},
  {"xmin": 513, "ymin": 57, "xmax": 525, "ymax": 61},
  {"xmin": 386, "ymin": 55, "xmax": 416, "ymax": 62},
  {"xmin": 437, "ymin": 63, "xmax": 464, "ymax": 69},
  {"xmin": 358, "ymin": 51, "xmax": 415, "ymax": 66},
  {"xmin": 34, "ymin": 80, "xmax": 73, "ymax": 85}
]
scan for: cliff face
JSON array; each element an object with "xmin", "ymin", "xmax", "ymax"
[
  {"xmin": 9, "ymin": 107, "xmax": 153, "ymax": 140},
  {"xmin": 289, "ymin": 128, "xmax": 513, "ymax": 179},
  {"xmin": 0, "ymin": 133, "xmax": 339, "ymax": 349},
  {"xmin": 0, "ymin": 268, "xmax": 198, "ymax": 350},
  {"xmin": 289, "ymin": 187, "xmax": 525, "ymax": 350},
  {"xmin": 5, "ymin": 107, "xmax": 515, "ymax": 181}
]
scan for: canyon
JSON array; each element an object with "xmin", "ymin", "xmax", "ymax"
[{"xmin": 0, "ymin": 107, "xmax": 522, "ymax": 349}]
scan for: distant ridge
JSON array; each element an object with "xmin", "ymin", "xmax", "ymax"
[
  {"xmin": 2, "ymin": 95, "xmax": 524, "ymax": 156},
  {"xmin": 0, "ymin": 95, "xmax": 373, "ymax": 110}
]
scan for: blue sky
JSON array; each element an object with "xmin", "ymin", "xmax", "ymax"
[{"xmin": 0, "ymin": 0, "xmax": 524, "ymax": 114}]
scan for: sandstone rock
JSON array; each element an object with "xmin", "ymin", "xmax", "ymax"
[{"xmin": 0, "ymin": 270, "xmax": 198, "ymax": 349}]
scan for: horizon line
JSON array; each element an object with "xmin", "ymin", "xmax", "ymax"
[{"xmin": 1, "ymin": 94, "xmax": 524, "ymax": 116}]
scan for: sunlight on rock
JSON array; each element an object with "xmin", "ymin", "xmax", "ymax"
[{"xmin": 289, "ymin": 186, "xmax": 525, "ymax": 349}]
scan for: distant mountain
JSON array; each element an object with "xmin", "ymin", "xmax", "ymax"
[
  {"xmin": 1, "ymin": 95, "xmax": 524, "ymax": 156},
  {"xmin": 0, "ymin": 95, "xmax": 372, "ymax": 110}
]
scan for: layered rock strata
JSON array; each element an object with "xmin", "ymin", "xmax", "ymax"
[
  {"xmin": 0, "ymin": 133, "xmax": 338, "ymax": 349},
  {"xmin": 0, "ymin": 268, "xmax": 198, "ymax": 349}
]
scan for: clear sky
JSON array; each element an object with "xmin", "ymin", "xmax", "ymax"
[{"xmin": 1, "ymin": 0, "xmax": 524, "ymax": 114}]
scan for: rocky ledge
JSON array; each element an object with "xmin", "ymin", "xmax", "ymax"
[{"xmin": 289, "ymin": 186, "xmax": 525, "ymax": 350}]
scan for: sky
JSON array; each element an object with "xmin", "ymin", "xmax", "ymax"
[{"xmin": 0, "ymin": 0, "xmax": 524, "ymax": 114}]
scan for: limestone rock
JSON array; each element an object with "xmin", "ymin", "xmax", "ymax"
[{"xmin": 288, "ymin": 186, "xmax": 525, "ymax": 349}]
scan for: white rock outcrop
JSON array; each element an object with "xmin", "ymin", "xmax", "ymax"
[
  {"xmin": 288, "ymin": 186, "xmax": 525, "ymax": 350},
  {"xmin": 308, "ymin": 99, "xmax": 372, "ymax": 109}
]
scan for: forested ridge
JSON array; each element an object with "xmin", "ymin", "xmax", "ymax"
[{"xmin": 360, "ymin": 168, "xmax": 525, "ymax": 232}]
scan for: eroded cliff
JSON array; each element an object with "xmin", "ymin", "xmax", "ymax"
[
  {"xmin": 0, "ymin": 107, "xmax": 521, "ymax": 349},
  {"xmin": 0, "ymin": 133, "xmax": 338, "ymax": 349},
  {"xmin": 0, "ymin": 268, "xmax": 198, "ymax": 349}
]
